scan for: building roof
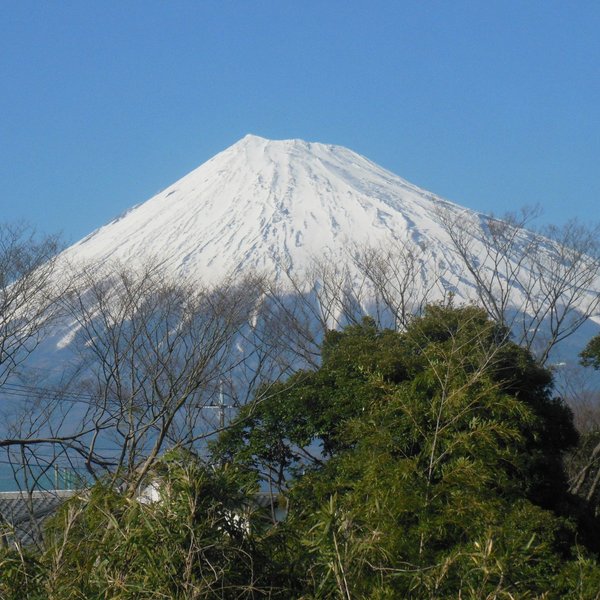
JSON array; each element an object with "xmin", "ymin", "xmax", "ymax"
[{"xmin": 0, "ymin": 489, "xmax": 75, "ymax": 547}]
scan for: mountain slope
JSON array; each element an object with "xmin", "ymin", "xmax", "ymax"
[
  {"xmin": 3, "ymin": 135, "xmax": 599, "ymax": 493},
  {"xmin": 60, "ymin": 134, "xmax": 473, "ymax": 285},
  {"xmin": 49, "ymin": 134, "xmax": 600, "ymax": 366}
]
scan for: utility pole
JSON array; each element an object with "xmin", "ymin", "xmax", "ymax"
[
  {"xmin": 218, "ymin": 384, "xmax": 225, "ymax": 430},
  {"xmin": 205, "ymin": 382, "xmax": 232, "ymax": 431}
]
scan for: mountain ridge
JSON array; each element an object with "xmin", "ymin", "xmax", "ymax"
[
  {"xmin": 52, "ymin": 135, "xmax": 600, "ymax": 360},
  {"xmin": 58, "ymin": 134, "xmax": 471, "ymax": 286}
]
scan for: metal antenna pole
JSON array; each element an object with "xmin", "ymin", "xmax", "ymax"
[{"xmin": 219, "ymin": 382, "xmax": 225, "ymax": 430}]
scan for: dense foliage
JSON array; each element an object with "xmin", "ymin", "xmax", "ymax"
[
  {"xmin": 563, "ymin": 333, "xmax": 600, "ymax": 522},
  {"xmin": 214, "ymin": 305, "xmax": 598, "ymax": 597},
  {"xmin": 2, "ymin": 305, "xmax": 600, "ymax": 598},
  {"xmin": 581, "ymin": 333, "xmax": 600, "ymax": 371},
  {"xmin": 1, "ymin": 451, "xmax": 288, "ymax": 599}
]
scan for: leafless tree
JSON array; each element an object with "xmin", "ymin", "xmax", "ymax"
[
  {"xmin": 253, "ymin": 262, "xmax": 358, "ymax": 373},
  {"xmin": 521, "ymin": 220, "xmax": 600, "ymax": 364},
  {"xmin": 0, "ymin": 223, "xmax": 74, "ymax": 546},
  {"xmin": 351, "ymin": 238, "xmax": 451, "ymax": 330},
  {"xmin": 55, "ymin": 262, "xmax": 272, "ymax": 493},
  {"xmin": 0, "ymin": 222, "xmax": 62, "ymax": 387},
  {"xmin": 437, "ymin": 206, "xmax": 600, "ymax": 365},
  {"xmin": 1, "ymin": 251, "xmax": 316, "ymax": 510},
  {"xmin": 302, "ymin": 256, "xmax": 369, "ymax": 330},
  {"xmin": 250, "ymin": 252, "xmax": 381, "ymax": 376}
]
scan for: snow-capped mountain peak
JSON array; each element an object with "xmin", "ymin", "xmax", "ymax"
[{"xmin": 60, "ymin": 135, "xmax": 466, "ymax": 284}]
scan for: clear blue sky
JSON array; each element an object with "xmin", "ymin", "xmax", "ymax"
[{"xmin": 1, "ymin": 1, "xmax": 599, "ymax": 243}]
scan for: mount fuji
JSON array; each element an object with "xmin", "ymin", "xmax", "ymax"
[
  {"xmin": 3, "ymin": 135, "xmax": 599, "ymax": 492},
  {"xmin": 59, "ymin": 134, "xmax": 475, "ymax": 288},
  {"xmin": 32, "ymin": 134, "xmax": 600, "ymax": 370}
]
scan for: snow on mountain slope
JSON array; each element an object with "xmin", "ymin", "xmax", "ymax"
[
  {"xmin": 4, "ymin": 136, "xmax": 600, "ymax": 492},
  {"xmin": 3, "ymin": 135, "xmax": 599, "ymax": 446},
  {"xmin": 58, "ymin": 134, "xmax": 474, "ymax": 287},
  {"xmin": 51, "ymin": 133, "xmax": 600, "ymax": 359}
]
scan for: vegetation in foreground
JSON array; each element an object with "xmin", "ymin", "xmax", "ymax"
[{"xmin": 2, "ymin": 305, "xmax": 600, "ymax": 598}]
